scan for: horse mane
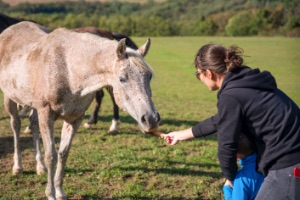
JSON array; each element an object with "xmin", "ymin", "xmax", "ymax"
[
  {"xmin": 112, "ymin": 32, "xmax": 138, "ymax": 50},
  {"xmin": 127, "ymin": 50, "xmax": 154, "ymax": 76},
  {"xmin": 73, "ymin": 27, "xmax": 138, "ymax": 50},
  {"xmin": 72, "ymin": 26, "xmax": 114, "ymax": 40}
]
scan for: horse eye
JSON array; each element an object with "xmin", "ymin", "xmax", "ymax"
[
  {"xmin": 149, "ymin": 74, "xmax": 152, "ymax": 80},
  {"xmin": 119, "ymin": 76, "xmax": 127, "ymax": 83}
]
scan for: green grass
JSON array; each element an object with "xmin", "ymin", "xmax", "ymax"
[{"xmin": 0, "ymin": 37, "xmax": 299, "ymax": 199}]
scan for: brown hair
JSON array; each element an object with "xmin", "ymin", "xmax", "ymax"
[
  {"xmin": 237, "ymin": 133, "xmax": 254, "ymax": 157},
  {"xmin": 194, "ymin": 44, "xmax": 244, "ymax": 74}
]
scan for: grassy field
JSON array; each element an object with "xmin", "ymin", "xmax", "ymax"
[{"xmin": 0, "ymin": 37, "xmax": 299, "ymax": 200}]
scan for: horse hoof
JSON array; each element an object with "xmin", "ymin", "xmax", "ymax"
[
  {"xmin": 55, "ymin": 188, "xmax": 67, "ymax": 200},
  {"xmin": 83, "ymin": 122, "xmax": 92, "ymax": 129},
  {"xmin": 23, "ymin": 126, "xmax": 32, "ymax": 134},
  {"xmin": 12, "ymin": 167, "xmax": 23, "ymax": 175}
]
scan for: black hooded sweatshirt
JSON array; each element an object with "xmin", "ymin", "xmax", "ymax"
[{"xmin": 192, "ymin": 67, "xmax": 300, "ymax": 181}]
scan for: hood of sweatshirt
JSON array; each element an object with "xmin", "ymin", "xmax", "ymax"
[{"xmin": 218, "ymin": 67, "xmax": 277, "ymax": 99}]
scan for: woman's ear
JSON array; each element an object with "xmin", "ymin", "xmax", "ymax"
[
  {"xmin": 205, "ymin": 69, "xmax": 213, "ymax": 80},
  {"xmin": 206, "ymin": 69, "xmax": 220, "ymax": 81}
]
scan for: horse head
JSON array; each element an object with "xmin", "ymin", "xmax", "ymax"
[{"xmin": 111, "ymin": 38, "xmax": 160, "ymax": 133}]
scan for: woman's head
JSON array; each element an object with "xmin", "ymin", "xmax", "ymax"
[
  {"xmin": 193, "ymin": 44, "xmax": 245, "ymax": 91},
  {"xmin": 194, "ymin": 44, "xmax": 244, "ymax": 74}
]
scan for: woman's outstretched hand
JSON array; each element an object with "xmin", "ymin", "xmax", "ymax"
[
  {"xmin": 164, "ymin": 132, "xmax": 180, "ymax": 145},
  {"xmin": 153, "ymin": 128, "xmax": 195, "ymax": 146},
  {"xmin": 164, "ymin": 128, "xmax": 195, "ymax": 145}
]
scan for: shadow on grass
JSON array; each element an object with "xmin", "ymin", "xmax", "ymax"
[
  {"xmin": 143, "ymin": 157, "xmax": 220, "ymax": 169},
  {"xmin": 64, "ymin": 167, "xmax": 94, "ymax": 174},
  {"xmin": 119, "ymin": 166, "xmax": 222, "ymax": 178},
  {"xmin": 0, "ymin": 116, "xmax": 9, "ymax": 120},
  {"xmin": 75, "ymin": 196, "xmax": 200, "ymax": 200},
  {"xmin": 0, "ymin": 136, "xmax": 61, "ymax": 159},
  {"xmin": 83, "ymin": 114, "xmax": 200, "ymax": 128}
]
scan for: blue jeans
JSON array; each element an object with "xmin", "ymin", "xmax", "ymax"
[{"xmin": 255, "ymin": 162, "xmax": 300, "ymax": 200}]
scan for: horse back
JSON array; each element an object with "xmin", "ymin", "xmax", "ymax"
[
  {"xmin": 0, "ymin": 21, "xmax": 50, "ymax": 63},
  {"xmin": 0, "ymin": 22, "xmax": 52, "ymax": 106}
]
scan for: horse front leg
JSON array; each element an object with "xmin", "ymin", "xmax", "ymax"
[
  {"xmin": 38, "ymin": 107, "xmax": 57, "ymax": 200},
  {"xmin": 107, "ymin": 87, "xmax": 121, "ymax": 134},
  {"xmin": 29, "ymin": 109, "xmax": 47, "ymax": 175},
  {"xmin": 54, "ymin": 115, "xmax": 84, "ymax": 200},
  {"xmin": 83, "ymin": 90, "xmax": 104, "ymax": 128},
  {"xmin": 4, "ymin": 97, "xmax": 22, "ymax": 175}
]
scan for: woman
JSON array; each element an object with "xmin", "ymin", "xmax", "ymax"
[{"xmin": 165, "ymin": 44, "xmax": 300, "ymax": 200}]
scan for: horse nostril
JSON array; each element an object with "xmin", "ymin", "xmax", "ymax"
[
  {"xmin": 141, "ymin": 115, "xmax": 146, "ymax": 124},
  {"xmin": 155, "ymin": 112, "xmax": 161, "ymax": 123}
]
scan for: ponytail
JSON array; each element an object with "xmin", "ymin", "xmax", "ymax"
[
  {"xmin": 224, "ymin": 45, "xmax": 244, "ymax": 72},
  {"xmin": 194, "ymin": 44, "xmax": 244, "ymax": 74}
]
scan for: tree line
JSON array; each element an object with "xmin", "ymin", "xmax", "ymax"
[{"xmin": 0, "ymin": 0, "xmax": 299, "ymax": 37}]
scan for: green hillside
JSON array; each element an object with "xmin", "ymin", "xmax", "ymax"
[{"xmin": 1, "ymin": 0, "xmax": 299, "ymax": 36}]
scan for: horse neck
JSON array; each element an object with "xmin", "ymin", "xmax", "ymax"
[{"xmin": 65, "ymin": 38, "xmax": 117, "ymax": 97}]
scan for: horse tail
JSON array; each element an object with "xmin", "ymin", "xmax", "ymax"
[
  {"xmin": 112, "ymin": 32, "xmax": 138, "ymax": 50},
  {"xmin": 0, "ymin": 13, "xmax": 23, "ymax": 33}
]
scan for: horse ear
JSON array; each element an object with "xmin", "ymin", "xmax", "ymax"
[
  {"xmin": 116, "ymin": 38, "xmax": 127, "ymax": 59},
  {"xmin": 138, "ymin": 38, "xmax": 151, "ymax": 57}
]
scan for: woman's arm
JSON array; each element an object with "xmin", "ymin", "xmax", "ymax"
[
  {"xmin": 165, "ymin": 128, "xmax": 195, "ymax": 145},
  {"xmin": 165, "ymin": 114, "xmax": 219, "ymax": 145},
  {"xmin": 192, "ymin": 114, "xmax": 218, "ymax": 137}
]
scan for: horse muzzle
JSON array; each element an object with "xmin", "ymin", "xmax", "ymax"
[{"xmin": 139, "ymin": 111, "xmax": 161, "ymax": 133}]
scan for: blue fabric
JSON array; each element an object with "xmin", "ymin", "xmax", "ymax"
[{"xmin": 222, "ymin": 153, "xmax": 264, "ymax": 200}]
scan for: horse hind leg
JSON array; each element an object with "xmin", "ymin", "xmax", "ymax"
[
  {"xmin": 107, "ymin": 86, "xmax": 121, "ymax": 134},
  {"xmin": 37, "ymin": 106, "xmax": 57, "ymax": 199},
  {"xmin": 83, "ymin": 90, "xmax": 104, "ymax": 128},
  {"xmin": 4, "ymin": 96, "xmax": 22, "ymax": 175},
  {"xmin": 29, "ymin": 109, "xmax": 47, "ymax": 175}
]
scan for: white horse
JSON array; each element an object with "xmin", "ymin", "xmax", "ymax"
[{"xmin": 0, "ymin": 21, "xmax": 160, "ymax": 200}]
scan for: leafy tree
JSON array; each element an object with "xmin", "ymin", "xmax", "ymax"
[
  {"xmin": 193, "ymin": 17, "xmax": 218, "ymax": 36},
  {"xmin": 1, "ymin": 0, "xmax": 298, "ymax": 37},
  {"xmin": 225, "ymin": 11, "xmax": 258, "ymax": 36},
  {"xmin": 133, "ymin": 16, "xmax": 174, "ymax": 36}
]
